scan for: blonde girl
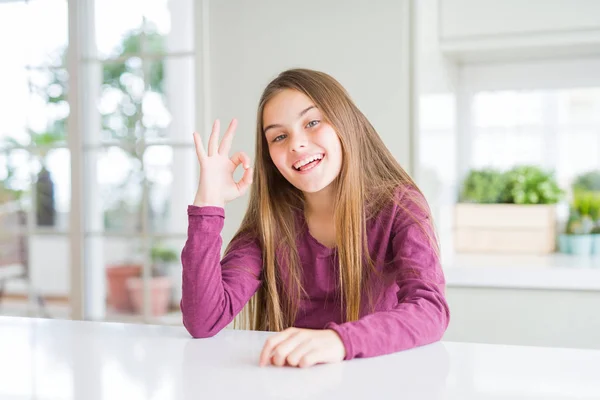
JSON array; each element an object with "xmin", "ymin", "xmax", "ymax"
[{"xmin": 181, "ymin": 69, "xmax": 449, "ymax": 368}]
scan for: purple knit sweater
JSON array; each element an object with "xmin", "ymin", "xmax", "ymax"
[{"xmin": 181, "ymin": 190, "xmax": 450, "ymax": 360}]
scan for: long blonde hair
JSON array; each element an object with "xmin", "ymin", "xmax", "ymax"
[{"xmin": 227, "ymin": 69, "xmax": 437, "ymax": 331}]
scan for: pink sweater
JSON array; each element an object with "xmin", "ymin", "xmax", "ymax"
[{"xmin": 181, "ymin": 191, "xmax": 450, "ymax": 360}]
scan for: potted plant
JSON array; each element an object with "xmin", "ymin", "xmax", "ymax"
[
  {"xmin": 106, "ymin": 253, "xmax": 143, "ymax": 313},
  {"xmin": 588, "ymin": 192, "xmax": 600, "ymax": 255},
  {"xmin": 565, "ymin": 212, "xmax": 595, "ymax": 256},
  {"xmin": 455, "ymin": 165, "xmax": 564, "ymax": 254},
  {"xmin": 459, "ymin": 168, "xmax": 506, "ymax": 204},
  {"xmin": 126, "ymin": 244, "xmax": 177, "ymax": 317},
  {"xmin": 560, "ymin": 191, "xmax": 600, "ymax": 256}
]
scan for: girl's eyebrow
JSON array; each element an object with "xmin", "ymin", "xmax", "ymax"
[{"xmin": 263, "ymin": 105, "xmax": 316, "ymax": 135}]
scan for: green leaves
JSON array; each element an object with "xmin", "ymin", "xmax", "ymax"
[
  {"xmin": 460, "ymin": 165, "xmax": 563, "ymax": 205},
  {"xmin": 459, "ymin": 168, "xmax": 506, "ymax": 203},
  {"xmin": 151, "ymin": 245, "xmax": 178, "ymax": 263},
  {"xmin": 502, "ymin": 166, "xmax": 563, "ymax": 205},
  {"xmin": 570, "ymin": 189, "xmax": 600, "ymax": 234}
]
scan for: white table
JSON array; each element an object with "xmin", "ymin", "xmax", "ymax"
[{"xmin": 1, "ymin": 317, "xmax": 599, "ymax": 400}]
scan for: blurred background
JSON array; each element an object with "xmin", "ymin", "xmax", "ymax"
[{"xmin": 0, "ymin": 0, "xmax": 599, "ymax": 351}]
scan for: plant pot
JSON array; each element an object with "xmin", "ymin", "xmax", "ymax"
[
  {"xmin": 126, "ymin": 276, "xmax": 172, "ymax": 317},
  {"xmin": 106, "ymin": 264, "xmax": 142, "ymax": 312},
  {"xmin": 568, "ymin": 235, "xmax": 593, "ymax": 256},
  {"xmin": 454, "ymin": 204, "xmax": 556, "ymax": 254},
  {"xmin": 557, "ymin": 234, "xmax": 570, "ymax": 254},
  {"xmin": 592, "ymin": 234, "xmax": 600, "ymax": 256}
]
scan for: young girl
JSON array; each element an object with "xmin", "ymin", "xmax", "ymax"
[{"xmin": 181, "ymin": 69, "xmax": 450, "ymax": 368}]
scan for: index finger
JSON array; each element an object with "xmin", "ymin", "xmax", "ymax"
[
  {"xmin": 259, "ymin": 328, "xmax": 297, "ymax": 366},
  {"xmin": 218, "ymin": 118, "xmax": 238, "ymax": 156}
]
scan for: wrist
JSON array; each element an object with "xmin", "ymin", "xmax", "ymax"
[
  {"xmin": 193, "ymin": 195, "xmax": 225, "ymax": 208},
  {"xmin": 193, "ymin": 201, "xmax": 225, "ymax": 208},
  {"xmin": 327, "ymin": 329, "xmax": 347, "ymax": 360}
]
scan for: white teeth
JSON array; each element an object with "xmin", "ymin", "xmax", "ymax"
[{"xmin": 293, "ymin": 154, "xmax": 323, "ymax": 170}]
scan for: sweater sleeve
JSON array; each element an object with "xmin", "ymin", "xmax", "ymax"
[
  {"xmin": 181, "ymin": 205, "xmax": 263, "ymax": 338},
  {"xmin": 325, "ymin": 195, "xmax": 450, "ymax": 360}
]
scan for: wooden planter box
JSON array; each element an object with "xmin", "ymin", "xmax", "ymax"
[{"xmin": 454, "ymin": 204, "xmax": 557, "ymax": 254}]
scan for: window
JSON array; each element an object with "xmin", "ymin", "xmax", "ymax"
[
  {"xmin": 0, "ymin": 0, "xmax": 197, "ymax": 323},
  {"xmin": 0, "ymin": 0, "xmax": 70, "ymax": 317},
  {"xmin": 418, "ymin": 59, "xmax": 600, "ymax": 260},
  {"xmin": 471, "ymin": 88, "xmax": 600, "ymax": 189},
  {"xmin": 83, "ymin": 0, "xmax": 197, "ymax": 323}
]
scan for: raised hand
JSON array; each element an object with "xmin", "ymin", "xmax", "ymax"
[{"xmin": 192, "ymin": 119, "xmax": 253, "ymax": 208}]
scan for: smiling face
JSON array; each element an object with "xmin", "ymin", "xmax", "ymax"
[{"xmin": 262, "ymin": 89, "xmax": 343, "ymax": 194}]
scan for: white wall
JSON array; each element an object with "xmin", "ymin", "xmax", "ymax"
[
  {"xmin": 444, "ymin": 287, "xmax": 600, "ymax": 350},
  {"xmin": 196, "ymin": 0, "xmax": 415, "ymax": 247}
]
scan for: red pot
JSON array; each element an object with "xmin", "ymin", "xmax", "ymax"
[
  {"xmin": 126, "ymin": 276, "xmax": 173, "ymax": 317},
  {"xmin": 106, "ymin": 264, "xmax": 142, "ymax": 312}
]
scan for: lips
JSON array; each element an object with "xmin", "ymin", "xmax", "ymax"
[{"xmin": 292, "ymin": 153, "xmax": 325, "ymax": 171}]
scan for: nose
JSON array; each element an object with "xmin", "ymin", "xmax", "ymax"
[{"xmin": 288, "ymin": 130, "xmax": 308, "ymax": 152}]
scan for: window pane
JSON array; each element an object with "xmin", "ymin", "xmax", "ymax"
[
  {"xmin": 0, "ymin": 235, "xmax": 71, "ymax": 320},
  {"xmin": 95, "ymin": 0, "xmax": 144, "ymax": 59},
  {"xmin": 141, "ymin": 59, "xmax": 171, "ymax": 140},
  {"xmin": 143, "ymin": 0, "xmax": 194, "ymax": 54},
  {"xmin": 104, "ymin": 236, "xmax": 183, "ymax": 321},
  {"xmin": 473, "ymin": 91, "xmax": 544, "ymax": 128},
  {"xmin": 0, "ymin": 149, "xmax": 31, "ymax": 207},
  {"xmin": 558, "ymin": 88, "xmax": 600, "ymax": 125},
  {"xmin": 145, "ymin": 57, "xmax": 194, "ymax": 143},
  {"xmin": 104, "ymin": 237, "xmax": 144, "ymax": 320},
  {"xmin": 96, "ymin": 59, "xmax": 145, "ymax": 145},
  {"xmin": 144, "ymin": 147, "xmax": 196, "ymax": 234},
  {"xmin": 0, "ymin": 0, "xmax": 67, "ymax": 68},
  {"xmin": 95, "ymin": 0, "xmax": 193, "ymax": 59},
  {"xmin": 32, "ymin": 148, "xmax": 70, "ymax": 231},
  {"xmin": 29, "ymin": 235, "xmax": 70, "ymax": 317},
  {"xmin": 0, "ymin": 2, "xmax": 68, "ymax": 150},
  {"xmin": 472, "ymin": 127, "xmax": 544, "ymax": 170},
  {"xmin": 0, "ymin": 148, "xmax": 70, "ymax": 231},
  {"xmin": 0, "ymin": 66, "xmax": 29, "ymax": 148},
  {"xmin": 0, "ymin": 2, "xmax": 29, "ymax": 68},
  {"xmin": 470, "ymin": 88, "xmax": 600, "ymax": 188},
  {"xmin": 94, "ymin": 57, "xmax": 195, "ymax": 145},
  {"xmin": 25, "ymin": 0, "xmax": 68, "ymax": 67},
  {"xmin": 87, "ymin": 147, "xmax": 143, "ymax": 234},
  {"xmin": 26, "ymin": 67, "xmax": 69, "ymax": 146},
  {"xmin": 557, "ymin": 128, "xmax": 600, "ymax": 187},
  {"xmin": 148, "ymin": 237, "xmax": 184, "ymax": 325}
]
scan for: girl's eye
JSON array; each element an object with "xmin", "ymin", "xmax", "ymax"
[
  {"xmin": 272, "ymin": 134, "xmax": 286, "ymax": 143},
  {"xmin": 306, "ymin": 120, "xmax": 320, "ymax": 128}
]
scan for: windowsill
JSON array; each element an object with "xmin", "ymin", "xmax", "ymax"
[{"xmin": 443, "ymin": 253, "xmax": 600, "ymax": 291}]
